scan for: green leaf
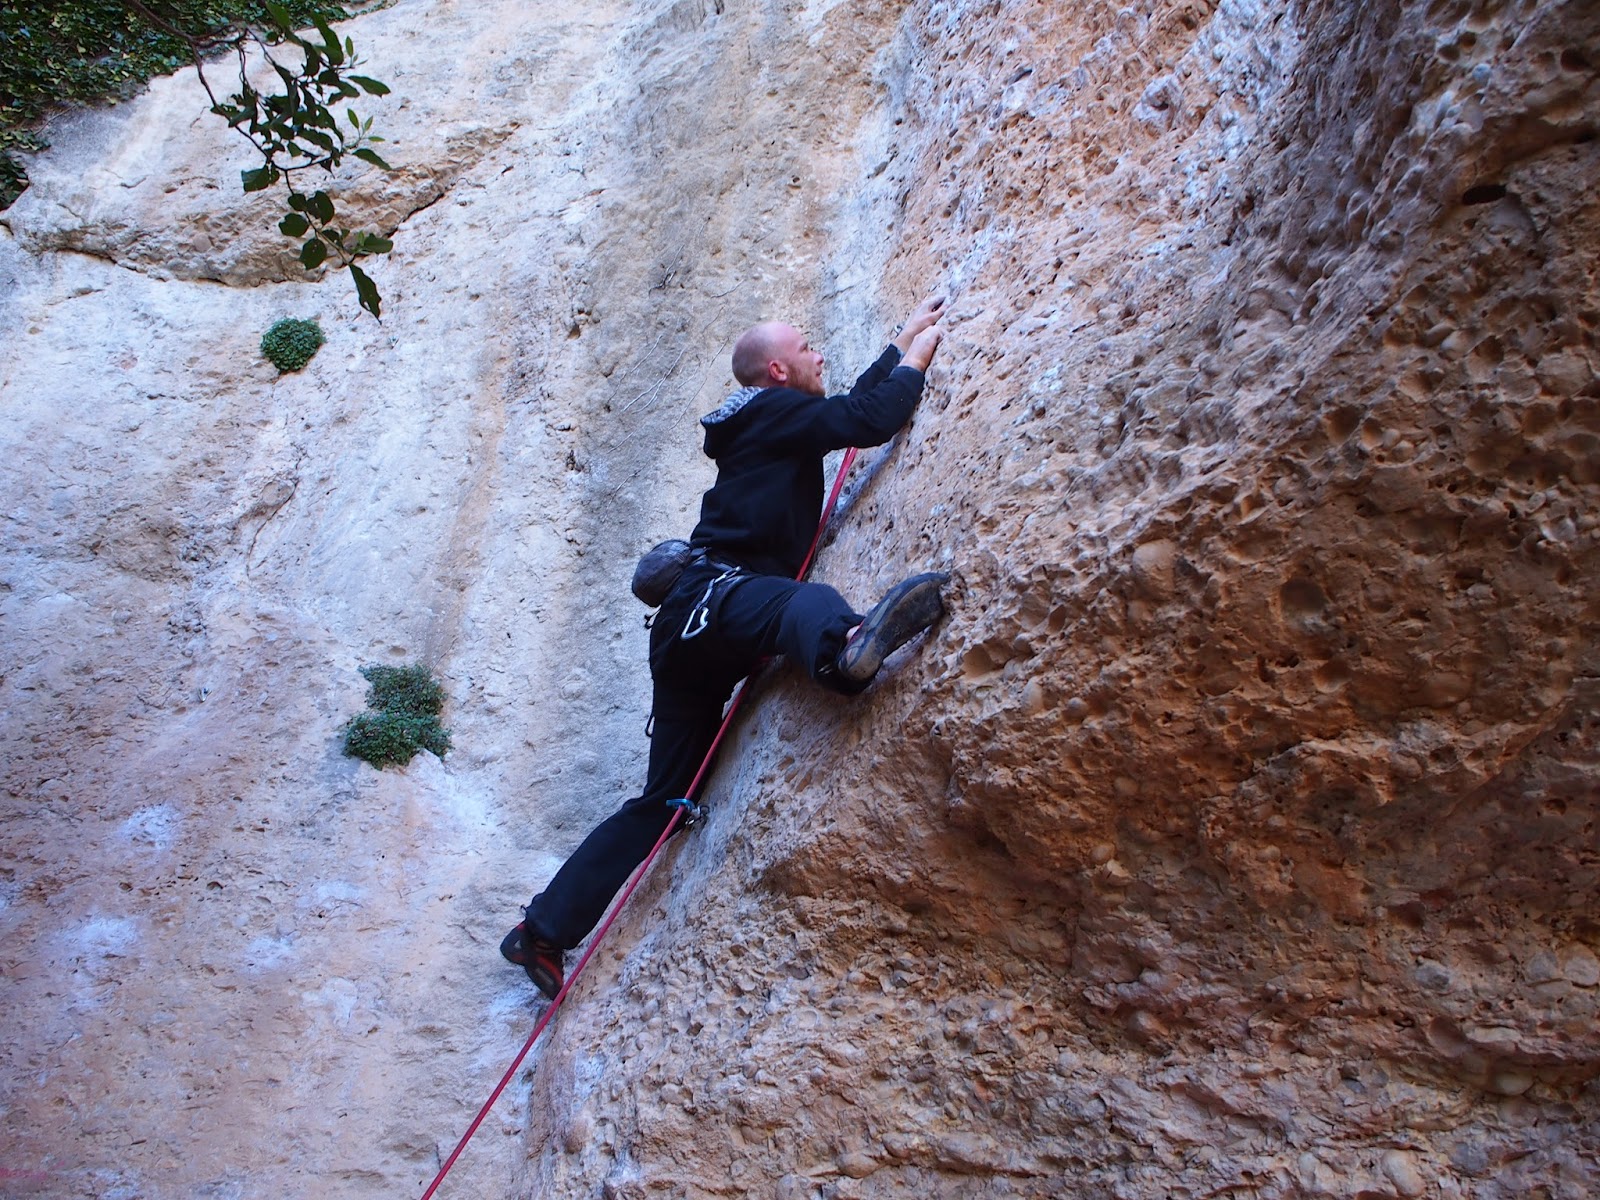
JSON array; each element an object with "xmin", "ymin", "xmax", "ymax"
[
  {"xmin": 241, "ymin": 165, "xmax": 278, "ymax": 193},
  {"xmin": 353, "ymin": 147, "xmax": 392, "ymax": 170},
  {"xmin": 300, "ymin": 238, "xmax": 328, "ymax": 269},
  {"xmin": 349, "ymin": 75, "xmax": 391, "ymax": 96},
  {"xmin": 263, "ymin": 0, "xmax": 294, "ymax": 32},
  {"xmin": 279, "ymin": 212, "xmax": 310, "ymax": 237},
  {"xmin": 347, "ymin": 108, "xmax": 360, "ymax": 129},
  {"xmin": 355, "ymin": 233, "xmax": 393, "ymax": 255},
  {"xmin": 288, "ymin": 192, "xmax": 309, "ymax": 212},
  {"xmin": 314, "ymin": 16, "xmax": 346, "ymax": 66},
  {"xmin": 351, "ymin": 262, "xmax": 382, "ymax": 319},
  {"xmin": 309, "ymin": 191, "xmax": 335, "ymax": 223}
]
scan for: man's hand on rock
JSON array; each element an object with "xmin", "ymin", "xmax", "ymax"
[
  {"xmin": 893, "ymin": 294, "xmax": 947, "ymax": 357},
  {"xmin": 901, "ymin": 323, "xmax": 944, "ymax": 373}
]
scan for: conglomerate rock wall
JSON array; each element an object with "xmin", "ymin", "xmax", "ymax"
[{"xmin": 0, "ymin": 1, "xmax": 1595, "ymax": 1198}]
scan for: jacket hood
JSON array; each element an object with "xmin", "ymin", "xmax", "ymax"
[
  {"xmin": 702, "ymin": 385, "xmax": 765, "ymax": 428},
  {"xmin": 700, "ymin": 385, "xmax": 766, "ymax": 457}
]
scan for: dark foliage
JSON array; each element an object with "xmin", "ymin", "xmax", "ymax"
[{"xmin": 1, "ymin": 2, "xmax": 394, "ymax": 316}]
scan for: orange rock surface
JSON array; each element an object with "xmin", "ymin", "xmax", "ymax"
[{"xmin": 1, "ymin": 0, "xmax": 1595, "ymax": 1196}]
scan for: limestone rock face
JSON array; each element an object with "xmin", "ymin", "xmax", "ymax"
[{"xmin": 0, "ymin": 1, "xmax": 1596, "ymax": 1198}]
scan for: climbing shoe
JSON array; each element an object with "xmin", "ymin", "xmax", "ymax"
[
  {"xmin": 834, "ymin": 571, "xmax": 950, "ymax": 691},
  {"xmin": 500, "ymin": 921, "xmax": 565, "ymax": 1001}
]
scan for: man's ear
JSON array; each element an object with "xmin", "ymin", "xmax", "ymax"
[{"xmin": 766, "ymin": 359, "xmax": 789, "ymax": 385}]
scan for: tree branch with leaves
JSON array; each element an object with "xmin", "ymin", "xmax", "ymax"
[
  {"xmin": 193, "ymin": 1, "xmax": 395, "ymax": 317},
  {"xmin": 2, "ymin": 1, "xmax": 398, "ymax": 317}
]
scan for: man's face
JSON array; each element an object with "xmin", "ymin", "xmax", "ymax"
[{"xmin": 771, "ymin": 324, "xmax": 826, "ymax": 396}]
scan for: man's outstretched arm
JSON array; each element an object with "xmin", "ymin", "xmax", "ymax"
[
  {"xmin": 842, "ymin": 293, "xmax": 949, "ymax": 396},
  {"xmin": 798, "ymin": 299, "xmax": 948, "ymax": 452}
]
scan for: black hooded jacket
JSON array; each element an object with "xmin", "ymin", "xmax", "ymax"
[{"xmin": 689, "ymin": 346, "xmax": 925, "ymax": 578}]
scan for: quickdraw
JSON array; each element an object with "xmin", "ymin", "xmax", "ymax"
[
  {"xmin": 665, "ymin": 796, "xmax": 706, "ymax": 828},
  {"xmin": 680, "ymin": 567, "xmax": 742, "ymax": 640}
]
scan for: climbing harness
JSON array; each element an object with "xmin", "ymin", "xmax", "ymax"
[{"xmin": 417, "ymin": 448, "xmax": 858, "ymax": 1200}]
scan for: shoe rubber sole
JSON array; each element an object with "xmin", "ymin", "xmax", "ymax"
[
  {"xmin": 523, "ymin": 957, "xmax": 564, "ymax": 1002},
  {"xmin": 837, "ymin": 572, "xmax": 949, "ymax": 688},
  {"xmin": 501, "ymin": 921, "xmax": 565, "ymax": 1001}
]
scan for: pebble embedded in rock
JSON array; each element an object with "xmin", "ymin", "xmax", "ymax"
[
  {"xmin": 1415, "ymin": 959, "xmax": 1452, "ymax": 992},
  {"xmin": 1563, "ymin": 948, "xmax": 1600, "ymax": 988},
  {"xmin": 1381, "ymin": 1149, "xmax": 1427, "ymax": 1197}
]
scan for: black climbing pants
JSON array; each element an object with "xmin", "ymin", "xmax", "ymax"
[{"xmin": 523, "ymin": 560, "xmax": 862, "ymax": 950}]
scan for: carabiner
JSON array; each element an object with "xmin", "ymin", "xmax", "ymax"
[
  {"xmin": 680, "ymin": 568, "xmax": 739, "ymax": 640},
  {"xmin": 667, "ymin": 796, "xmax": 706, "ymax": 828}
]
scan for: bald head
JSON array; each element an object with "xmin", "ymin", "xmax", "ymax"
[
  {"xmin": 731, "ymin": 322, "xmax": 787, "ymax": 386},
  {"xmin": 730, "ymin": 321, "xmax": 826, "ymax": 395}
]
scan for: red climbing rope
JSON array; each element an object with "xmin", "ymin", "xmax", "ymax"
[{"xmin": 418, "ymin": 447, "xmax": 859, "ymax": 1199}]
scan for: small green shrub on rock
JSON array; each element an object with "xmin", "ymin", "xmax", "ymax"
[
  {"xmin": 343, "ymin": 662, "xmax": 451, "ymax": 769},
  {"xmin": 343, "ymin": 710, "xmax": 451, "ymax": 768},
  {"xmin": 359, "ymin": 663, "xmax": 445, "ymax": 718},
  {"xmin": 261, "ymin": 317, "xmax": 324, "ymax": 372}
]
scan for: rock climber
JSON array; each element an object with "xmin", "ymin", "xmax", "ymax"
[{"xmin": 501, "ymin": 296, "xmax": 952, "ymax": 999}]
